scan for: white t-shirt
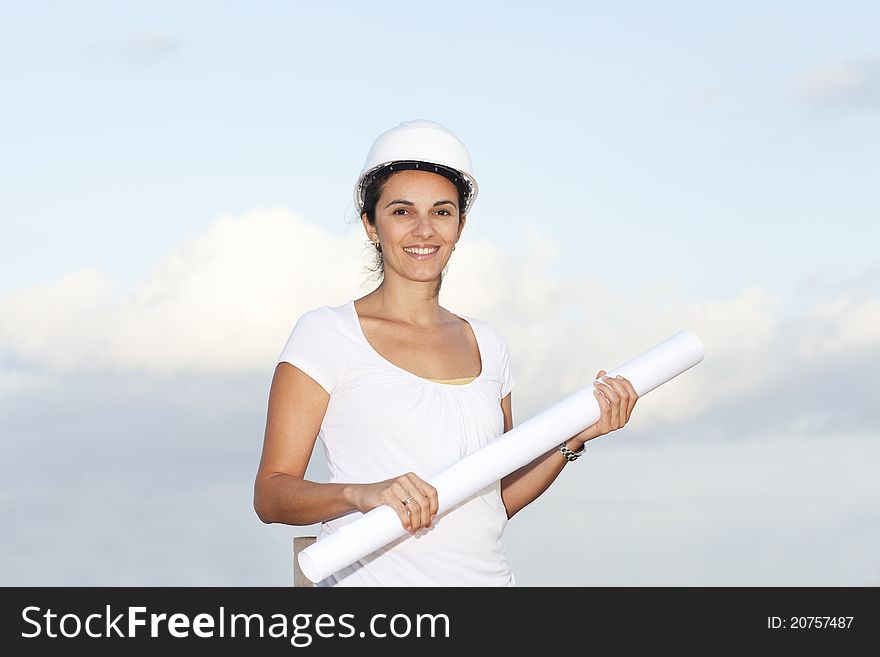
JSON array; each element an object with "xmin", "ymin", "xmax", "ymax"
[{"xmin": 276, "ymin": 299, "xmax": 517, "ymax": 586}]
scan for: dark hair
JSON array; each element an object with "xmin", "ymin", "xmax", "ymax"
[{"xmin": 360, "ymin": 166, "xmax": 468, "ymax": 296}]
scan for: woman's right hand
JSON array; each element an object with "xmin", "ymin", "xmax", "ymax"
[{"xmin": 346, "ymin": 472, "xmax": 439, "ymax": 534}]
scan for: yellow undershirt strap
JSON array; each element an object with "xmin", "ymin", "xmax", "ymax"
[{"xmin": 425, "ymin": 375, "xmax": 478, "ymax": 385}]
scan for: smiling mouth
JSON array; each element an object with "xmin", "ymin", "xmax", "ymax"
[{"xmin": 403, "ymin": 246, "xmax": 440, "ymax": 260}]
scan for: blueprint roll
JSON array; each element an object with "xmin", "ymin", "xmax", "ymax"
[{"xmin": 298, "ymin": 330, "xmax": 705, "ymax": 583}]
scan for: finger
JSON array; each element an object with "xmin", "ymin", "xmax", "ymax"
[
  {"xmin": 594, "ymin": 380, "xmax": 620, "ymax": 406},
  {"xmin": 601, "ymin": 374, "xmax": 627, "ymax": 397},
  {"xmin": 385, "ymin": 493, "xmax": 411, "ymax": 531},
  {"xmin": 404, "ymin": 473, "xmax": 433, "ymax": 530},
  {"xmin": 601, "ymin": 375, "xmax": 628, "ymax": 428},
  {"xmin": 398, "ymin": 502, "xmax": 413, "ymax": 531},
  {"xmin": 593, "ymin": 387, "xmax": 611, "ymax": 431},
  {"xmin": 595, "ymin": 380, "xmax": 619, "ymax": 429},
  {"xmin": 591, "ymin": 389, "xmax": 604, "ymax": 430},
  {"xmin": 609, "ymin": 385, "xmax": 621, "ymax": 429},
  {"xmin": 406, "ymin": 489, "xmax": 430, "ymax": 531},
  {"xmin": 421, "ymin": 484, "xmax": 439, "ymax": 526},
  {"xmin": 615, "ymin": 375, "xmax": 639, "ymax": 422},
  {"xmin": 390, "ymin": 482, "xmax": 413, "ymax": 527}
]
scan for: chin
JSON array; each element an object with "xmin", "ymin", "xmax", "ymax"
[{"xmin": 408, "ymin": 273, "xmax": 442, "ymax": 283}]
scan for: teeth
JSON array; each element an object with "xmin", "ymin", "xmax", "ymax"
[{"xmin": 404, "ymin": 247, "xmax": 439, "ymax": 255}]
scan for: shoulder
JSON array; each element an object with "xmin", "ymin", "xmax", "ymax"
[
  {"xmin": 280, "ymin": 302, "xmax": 351, "ymax": 353},
  {"xmin": 294, "ymin": 302, "xmax": 348, "ymax": 331},
  {"xmin": 456, "ymin": 312, "xmax": 508, "ymax": 344},
  {"xmin": 453, "ymin": 312, "xmax": 512, "ymax": 360},
  {"xmin": 278, "ymin": 302, "xmax": 352, "ymax": 393}
]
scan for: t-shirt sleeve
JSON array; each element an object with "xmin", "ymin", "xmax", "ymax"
[
  {"xmin": 276, "ymin": 307, "xmax": 345, "ymax": 395},
  {"xmin": 500, "ymin": 334, "xmax": 516, "ymax": 398}
]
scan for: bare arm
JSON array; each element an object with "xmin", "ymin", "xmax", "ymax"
[
  {"xmin": 499, "ymin": 392, "xmax": 583, "ymax": 520},
  {"xmin": 253, "ymin": 362, "xmax": 440, "ymax": 532},
  {"xmin": 253, "ymin": 362, "xmax": 357, "ymax": 525},
  {"xmin": 500, "ymin": 371, "xmax": 639, "ymax": 519}
]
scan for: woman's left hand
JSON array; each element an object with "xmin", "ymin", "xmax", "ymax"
[{"xmin": 571, "ymin": 370, "xmax": 639, "ymax": 445}]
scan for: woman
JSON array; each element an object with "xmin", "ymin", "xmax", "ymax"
[{"xmin": 253, "ymin": 119, "xmax": 639, "ymax": 586}]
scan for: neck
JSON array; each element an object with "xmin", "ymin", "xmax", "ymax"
[{"xmin": 368, "ymin": 278, "xmax": 444, "ymax": 327}]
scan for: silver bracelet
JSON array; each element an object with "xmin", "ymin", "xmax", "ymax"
[{"xmin": 558, "ymin": 440, "xmax": 586, "ymax": 462}]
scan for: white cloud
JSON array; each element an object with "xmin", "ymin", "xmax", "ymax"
[
  {"xmin": 504, "ymin": 430, "xmax": 880, "ymax": 585},
  {"xmin": 1, "ymin": 207, "xmax": 878, "ymax": 431},
  {"xmin": 799, "ymin": 295, "xmax": 880, "ymax": 359},
  {"xmin": 800, "ymin": 56, "xmax": 880, "ymax": 108},
  {"xmin": 1, "ymin": 207, "xmax": 879, "ymax": 586},
  {"xmin": 0, "ymin": 370, "xmax": 53, "ymax": 396},
  {"xmin": 88, "ymin": 30, "xmax": 182, "ymax": 66},
  {"xmin": 0, "ymin": 208, "xmax": 367, "ymax": 376}
]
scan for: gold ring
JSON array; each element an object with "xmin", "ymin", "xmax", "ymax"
[{"xmin": 403, "ymin": 496, "xmax": 415, "ymax": 505}]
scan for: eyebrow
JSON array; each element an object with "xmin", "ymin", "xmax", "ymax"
[{"xmin": 385, "ymin": 199, "xmax": 458, "ymax": 209}]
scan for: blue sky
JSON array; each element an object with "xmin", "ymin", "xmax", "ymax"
[
  {"xmin": 1, "ymin": 2, "xmax": 879, "ymax": 586},
  {"xmin": 3, "ymin": 1, "xmax": 878, "ymax": 299}
]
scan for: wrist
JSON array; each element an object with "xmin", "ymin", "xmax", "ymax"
[
  {"xmin": 571, "ymin": 425, "xmax": 599, "ymax": 446},
  {"xmin": 341, "ymin": 483, "xmax": 358, "ymax": 510},
  {"xmin": 566, "ymin": 436, "xmax": 587, "ymax": 451},
  {"xmin": 558, "ymin": 437, "xmax": 586, "ymax": 462}
]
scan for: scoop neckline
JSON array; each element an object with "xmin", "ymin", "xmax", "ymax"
[{"xmin": 348, "ymin": 299, "xmax": 484, "ymax": 388}]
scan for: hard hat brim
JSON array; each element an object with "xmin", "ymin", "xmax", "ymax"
[{"xmin": 355, "ymin": 160, "xmax": 478, "ymax": 217}]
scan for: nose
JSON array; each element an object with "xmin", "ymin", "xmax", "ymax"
[{"xmin": 412, "ymin": 213, "xmax": 436, "ymax": 239}]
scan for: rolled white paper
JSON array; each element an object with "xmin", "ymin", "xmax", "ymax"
[{"xmin": 298, "ymin": 330, "xmax": 705, "ymax": 583}]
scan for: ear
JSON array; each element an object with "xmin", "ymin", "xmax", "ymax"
[
  {"xmin": 361, "ymin": 212, "xmax": 378, "ymax": 242},
  {"xmin": 457, "ymin": 213, "xmax": 467, "ymax": 238}
]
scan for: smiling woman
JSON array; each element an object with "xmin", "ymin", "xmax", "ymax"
[
  {"xmin": 356, "ymin": 122, "xmax": 477, "ymax": 295},
  {"xmin": 361, "ymin": 168, "xmax": 462, "ymax": 294},
  {"xmin": 253, "ymin": 119, "xmax": 639, "ymax": 587}
]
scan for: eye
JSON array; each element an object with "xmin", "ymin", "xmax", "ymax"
[
  {"xmin": 435, "ymin": 209, "xmax": 451, "ymax": 216},
  {"xmin": 392, "ymin": 208, "xmax": 409, "ymax": 215}
]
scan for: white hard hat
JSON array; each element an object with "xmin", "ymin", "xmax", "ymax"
[{"xmin": 354, "ymin": 119, "xmax": 479, "ymax": 216}]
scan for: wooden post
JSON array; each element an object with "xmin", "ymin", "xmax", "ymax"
[{"xmin": 293, "ymin": 536, "xmax": 317, "ymax": 587}]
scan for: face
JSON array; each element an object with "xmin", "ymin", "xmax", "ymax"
[{"xmin": 362, "ymin": 169, "xmax": 466, "ymax": 282}]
